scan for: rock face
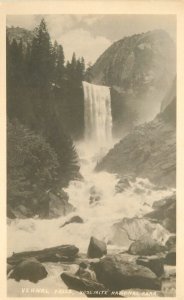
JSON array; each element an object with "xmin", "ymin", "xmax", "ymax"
[
  {"xmin": 92, "ymin": 255, "xmax": 161, "ymax": 291},
  {"xmin": 96, "ymin": 87, "xmax": 176, "ymax": 188},
  {"xmin": 144, "ymin": 194, "xmax": 176, "ymax": 233},
  {"xmin": 9, "ymin": 258, "xmax": 48, "ymax": 283},
  {"xmin": 87, "ymin": 30, "xmax": 175, "ymax": 136},
  {"xmin": 87, "ymin": 237, "xmax": 107, "ymax": 258},
  {"xmin": 7, "ymin": 27, "xmax": 34, "ymax": 46},
  {"xmin": 128, "ymin": 236, "xmax": 166, "ymax": 256}
]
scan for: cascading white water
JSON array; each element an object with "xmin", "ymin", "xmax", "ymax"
[
  {"xmin": 82, "ymin": 81, "xmax": 112, "ymax": 147},
  {"xmin": 7, "ymin": 141, "xmax": 175, "ymax": 296}
]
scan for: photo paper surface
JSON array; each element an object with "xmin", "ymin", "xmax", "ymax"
[{"xmin": 0, "ymin": 1, "xmax": 183, "ymax": 299}]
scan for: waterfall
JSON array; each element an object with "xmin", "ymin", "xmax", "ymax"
[{"xmin": 82, "ymin": 81, "xmax": 112, "ymax": 147}]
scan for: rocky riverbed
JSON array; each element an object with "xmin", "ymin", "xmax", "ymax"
[{"xmin": 7, "ymin": 190, "xmax": 176, "ymax": 297}]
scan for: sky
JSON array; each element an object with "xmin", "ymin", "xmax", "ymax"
[{"xmin": 7, "ymin": 15, "xmax": 176, "ymax": 65}]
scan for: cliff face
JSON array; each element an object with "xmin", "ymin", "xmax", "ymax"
[
  {"xmin": 87, "ymin": 30, "xmax": 176, "ymax": 136},
  {"xmin": 96, "ymin": 82, "xmax": 176, "ymax": 188},
  {"xmin": 7, "ymin": 27, "xmax": 34, "ymax": 47}
]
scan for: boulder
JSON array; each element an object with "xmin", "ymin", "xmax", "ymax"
[
  {"xmin": 111, "ymin": 217, "xmax": 169, "ymax": 247},
  {"xmin": 7, "ymin": 263, "xmax": 14, "ymax": 275},
  {"xmin": 145, "ymin": 194, "xmax": 176, "ymax": 233},
  {"xmin": 48, "ymin": 191, "xmax": 74, "ymax": 218},
  {"xmin": 109, "ymin": 224, "xmax": 133, "ymax": 247},
  {"xmin": 75, "ymin": 262, "xmax": 97, "ymax": 281},
  {"xmin": 87, "ymin": 237, "xmax": 107, "ymax": 258},
  {"xmin": 92, "ymin": 255, "xmax": 161, "ymax": 291},
  {"xmin": 9, "ymin": 258, "xmax": 48, "ymax": 283},
  {"xmin": 60, "ymin": 216, "xmax": 84, "ymax": 228},
  {"xmin": 60, "ymin": 272, "xmax": 108, "ymax": 296},
  {"xmin": 136, "ymin": 255, "xmax": 164, "ymax": 277},
  {"xmin": 8, "ymin": 244, "xmax": 79, "ymax": 265},
  {"xmin": 128, "ymin": 236, "xmax": 166, "ymax": 256},
  {"xmin": 164, "ymin": 249, "xmax": 176, "ymax": 266},
  {"xmin": 165, "ymin": 235, "xmax": 176, "ymax": 250}
]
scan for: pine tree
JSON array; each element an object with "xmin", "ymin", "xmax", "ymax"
[
  {"xmin": 29, "ymin": 18, "xmax": 54, "ymax": 88},
  {"xmin": 54, "ymin": 42, "xmax": 65, "ymax": 85}
]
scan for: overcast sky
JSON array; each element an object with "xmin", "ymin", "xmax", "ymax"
[{"xmin": 7, "ymin": 15, "xmax": 176, "ymax": 64}]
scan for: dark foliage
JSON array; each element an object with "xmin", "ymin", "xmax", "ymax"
[{"xmin": 7, "ymin": 19, "xmax": 85, "ymax": 213}]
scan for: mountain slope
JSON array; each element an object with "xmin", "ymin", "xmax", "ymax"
[
  {"xmin": 87, "ymin": 30, "xmax": 176, "ymax": 135},
  {"xmin": 7, "ymin": 26, "xmax": 34, "ymax": 46},
  {"xmin": 96, "ymin": 82, "xmax": 176, "ymax": 187}
]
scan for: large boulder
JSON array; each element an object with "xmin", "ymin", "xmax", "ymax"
[
  {"xmin": 8, "ymin": 244, "xmax": 79, "ymax": 265},
  {"xmin": 110, "ymin": 217, "xmax": 169, "ymax": 247},
  {"xmin": 9, "ymin": 258, "xmax": 48, "ymax": 283},
  {"xmin": 87, "ymin": 237, "xmax": 107, "ymax": 258},
  {"xmin": 128, "ymin": 236, "xmax": 166, "ymax": 256},
  {"xmin": 136, "ymin": 255, "xmax": 164, "ymax": 277},
  {"xmin": 144, "ymin": 194, "xmax": 176, "ymax": 233},
  {"xmin": 60, "ymin": 272, "xmax": 108, "ymax": 296},
  {"xmin": 60, "ymin": 216, "xmax": 84, "ymax": 228},
  {"xmin": 92, "ymin": 255, "xmax": 161, "ymax": 291}
]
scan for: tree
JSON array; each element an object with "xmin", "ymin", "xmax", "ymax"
[
  {"xmin": 7, "ymin": 120, "xmax": 60, "ymax": 205},
  {"xmin": 29, "ymin": 18, "xmax": 54, "ymax": 88},
  {"xmin": 53, "ymin": 42, "xmax": 65, "ymax": 85}
]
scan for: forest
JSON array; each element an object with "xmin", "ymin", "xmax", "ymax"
[{"xmin": 7, "ymin": 19, "xmax": 86, "ymax": 216}]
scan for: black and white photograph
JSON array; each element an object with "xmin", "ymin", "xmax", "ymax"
[{"xmin": 5, "ymin": 12, "xmax": 176, "ymax": 297}]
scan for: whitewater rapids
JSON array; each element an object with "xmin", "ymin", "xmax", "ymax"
[
  {"xmin": 7, "ymin": 141, "xmax": 175, "ymax": 297},
  {"xmin": 7, "ymin": 142, "xmax": 174, "ymax": 256}
]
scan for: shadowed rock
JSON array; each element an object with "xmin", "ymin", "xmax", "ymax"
[
  {"xmin": 60, "ymin": 216, "xmax": 84, "ymax": 228},
  {"xmin": 92, "ymin": 255, "xmax": 161, "ymax": 291},
  {"xmin": 164, "ymin": 249, "xmax": 176, "ymax": 266},
  {"xmin": 165, "ymin": 235, "xmax": 176, "ymax": 250},
  {"xmin": 7, "ymin": 263, "xmax": 14, "ymax": 275},
  {"xmin": 7, "ymin": 244, "xmax": 79, "ymax": 265},
  {"xmin": 60, "ymin": 272, "xmax": 109, "ymax": 297},
  {"xmin": 144, "ymin": 194, "xmax": 176, "ymax": 233},
  {"xmin": 128, "ymin": 236, "xmax": 166, "ymax": 256},
  {"xmin": 9, "ymin": 258, "xmax": 48, "ymax": 283},
  {"xmin": 87, "ymin": 237, "xmax": 107, "ymax": 258},
  {"xmin": 136, "ymin": 255, "xmax": 164, "ymax": 277}
]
